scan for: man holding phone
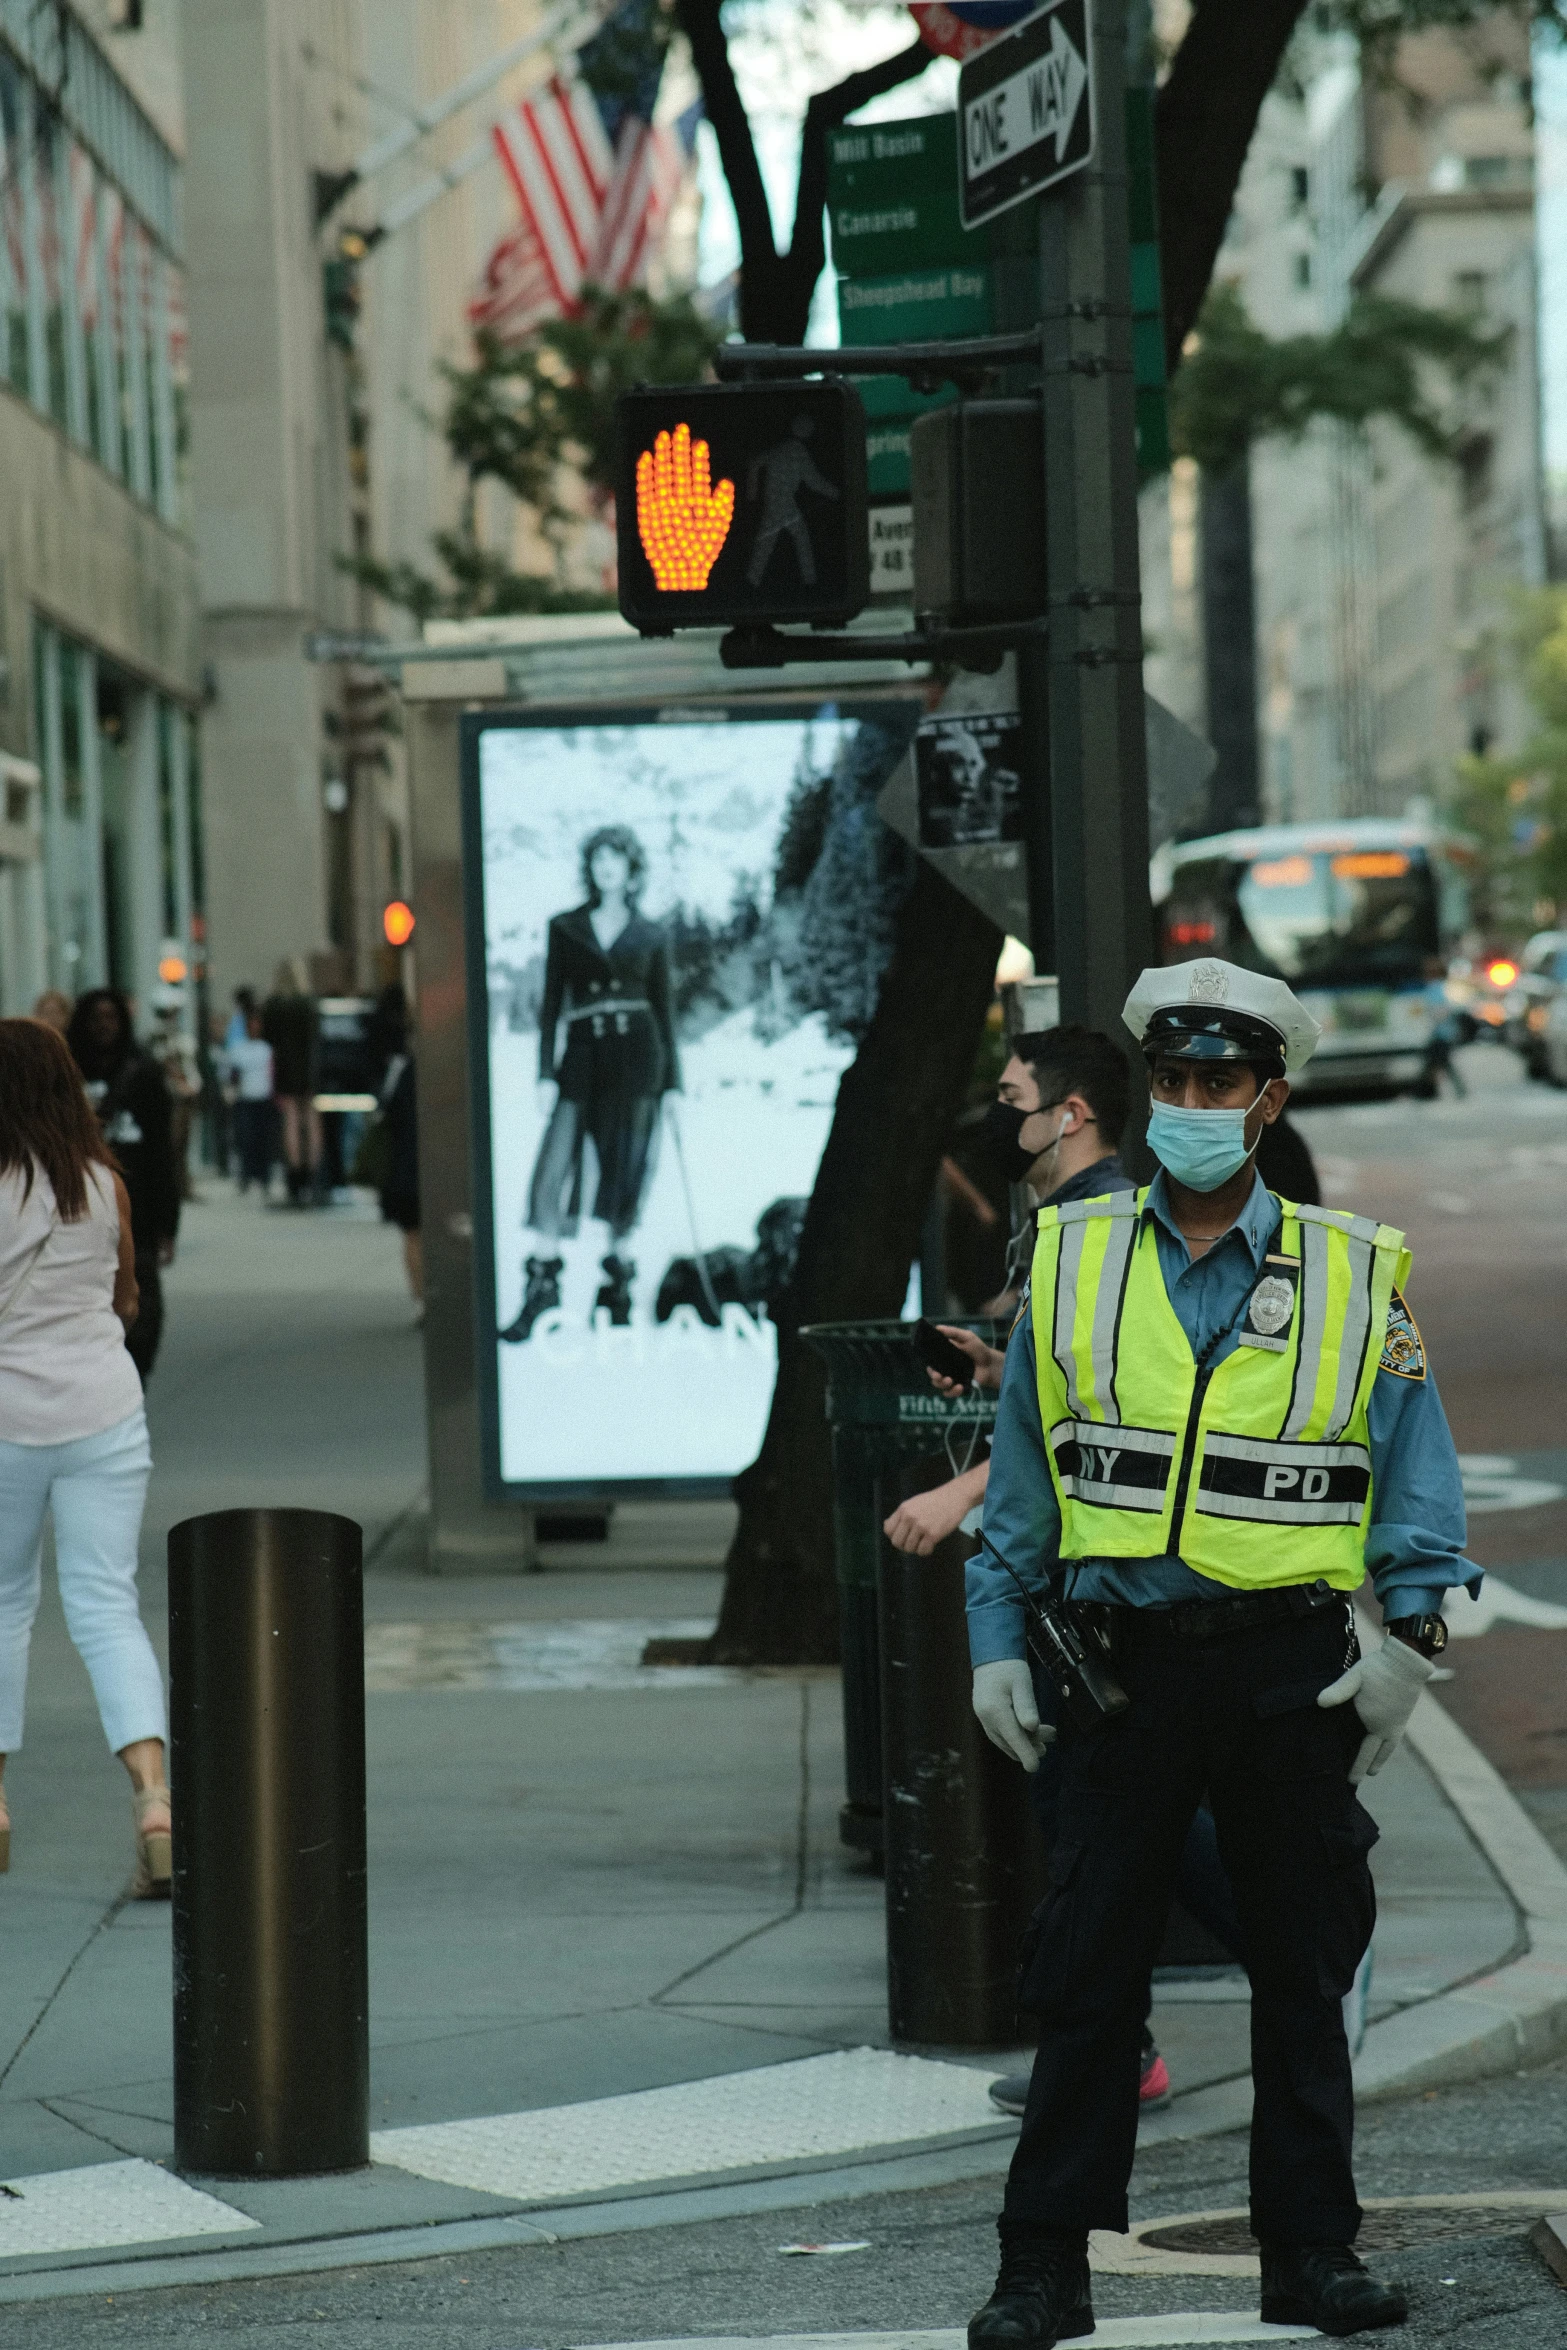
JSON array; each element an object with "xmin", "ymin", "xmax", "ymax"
[{"xmin": 883, "ymin": 1027, "xmax": 1132, "ymax": 1560}]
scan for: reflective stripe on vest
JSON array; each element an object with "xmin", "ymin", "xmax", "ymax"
[{"xmin": 1030, "ymin": 1189, "xmax": 1410, "ymax": 1592}]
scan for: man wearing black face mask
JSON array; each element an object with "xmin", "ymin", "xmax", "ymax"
[{"xmin": 887, "ymin": 1027, "xmax": 1134, "ymax": 1555}]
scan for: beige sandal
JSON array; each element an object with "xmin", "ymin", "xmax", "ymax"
[{"xmin": 131, "ymin": 1786, "xmax": 172, "ymax": 1899}]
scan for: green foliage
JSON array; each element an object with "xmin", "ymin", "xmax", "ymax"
[
  {"xmin": 1447, "ymin": 590, "xmax": 1567, "ymax": 931},
  {"xmin": 346, "ymin": 285, "xmax": 722, "ymax": 622},
  {"xmin": 447, "ymin": 287, "xmax": 723, "ymax": 511},
  {"xmin": 1169, "ymin": 282, "xmax": 1510, "ymax": 477}
]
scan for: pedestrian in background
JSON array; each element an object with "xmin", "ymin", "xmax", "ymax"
[
  {"xmin": 223, "ymin": 1007, "xmax": 277, "ymax": 1195},
  {"xmin": 262, "ymin": 960, "xmax": 320, "ymax": 1206},
  {"xmin": 31, "ymin": 990, "xmax": 71, "ymax": 1036},
  {"xmin": 224, "ymin": 984, "xmax": 256, "ymax": 1053},
  {"xmin": 370, "ymin": 986, "xmax": 421, "ymax": 1309},
  {"xmin": 0, "ymin": 1018, "xmax": 171, "ymax": 1896},
  {"xmin": 66, "ymin": 991, "xmax": 180, "ymax": 1382},
  {"xmin": 149, "ymin": 999, "xmax": 203, "ymax": 1202}
]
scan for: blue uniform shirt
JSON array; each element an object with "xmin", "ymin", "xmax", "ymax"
[{"xmin": 967, "ymin": 1168, "xmax": 1481, "ymax": 1665}]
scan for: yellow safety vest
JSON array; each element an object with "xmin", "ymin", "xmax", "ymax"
[{"xmin": 1029, "ymin": 1188, "xmax": 1411, "ymax": 1591}]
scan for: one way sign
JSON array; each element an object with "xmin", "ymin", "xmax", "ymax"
[{"xmin": 957, "ymin": 0, "xmax": 1095, "ymax": 228}]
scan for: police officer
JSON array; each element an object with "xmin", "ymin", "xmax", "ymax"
[{"xmin": 966, "ymin": 959, "xmax": 1476, "ymax": 2346}]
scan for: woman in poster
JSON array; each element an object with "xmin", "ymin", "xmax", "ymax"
[{"xmin": 500, "ymin": 825, "xmax": 680, "ymax": 1341}]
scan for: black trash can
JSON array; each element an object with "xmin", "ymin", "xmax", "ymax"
[
  {"xmin": 880, "ymin": 1539, "xmax": 1045, "ymax": 2044},
  {"xmin": 802, "ymin": 1320, "xmax": 996, "ymax": 1864},
  {"xmin": 804, "ymin": 1318, "xmax": 1045, "ymax": 2044}
]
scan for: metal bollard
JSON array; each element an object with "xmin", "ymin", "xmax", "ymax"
[
  {"xmin": 168, "ymin": 1508, "xmax": 369, "ymax": 2176},
  {"xmin": 879, "ymin": 1530, "xmax": 1044, "ymax": 2046}
]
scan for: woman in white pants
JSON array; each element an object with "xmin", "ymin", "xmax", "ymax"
[{"xmin": 0, "ymin": 1018, "xmax": 171, "ymax": 1894}]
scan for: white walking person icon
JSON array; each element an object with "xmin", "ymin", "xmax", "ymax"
[{"xmin": 744, "ymin": 413, "xmax": 839, "ymax": 587}]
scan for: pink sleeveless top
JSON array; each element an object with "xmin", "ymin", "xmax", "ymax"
[{"xmin": 0, "ymin": 1162, "xmax": 143, "ymax": 1443}]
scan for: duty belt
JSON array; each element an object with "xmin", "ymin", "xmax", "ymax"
[{"xmin": 1105, "ymin": 1579, "xmax": 1348, "ymax": 1643}]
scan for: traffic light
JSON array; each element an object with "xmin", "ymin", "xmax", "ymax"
[{"xmin": 616, "ymin": 383, "xmax": 869, "ymax": 633}]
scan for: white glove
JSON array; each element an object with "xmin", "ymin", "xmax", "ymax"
[
  {"xmin": 1316, "ymin": 1633, "xmax": 1436, "ymax": 1782},
  {"xmin": 972, "ymin": 1660, "xmax": 1056, "ymax": 1773}
]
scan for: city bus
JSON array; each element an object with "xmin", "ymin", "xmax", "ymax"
[{"xmin": 1152, "ymin": 818, "xmax": 1476, "ymax": 1096}]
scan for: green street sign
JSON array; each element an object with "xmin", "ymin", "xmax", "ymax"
[
  {"xmin": 828, "ymin": 112, "xmax": 988, "ymax": 277},
  {"xmin": 838, "ymin": 262, "xmax": 994, "ymax": 348}
]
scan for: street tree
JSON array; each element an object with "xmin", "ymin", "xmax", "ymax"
[
  {"xmin": 1453, "ymin": 589, "xmax": 1567, "ymax": 934},
  {"xmin": 350, "ymin": 288, "xmax": 721, "ymax": 620}
]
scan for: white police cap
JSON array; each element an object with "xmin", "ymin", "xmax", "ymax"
[{"xmin": 1121, "ymin": 959, "xmax": 1321, "ymax": 1076}]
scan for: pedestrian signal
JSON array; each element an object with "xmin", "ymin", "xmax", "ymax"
[{"xmin": 616, "ymin": 383, "xmax": 869, "ymax": 633}]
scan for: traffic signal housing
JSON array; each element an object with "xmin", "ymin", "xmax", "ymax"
[
  {"xmin": 616, "ymin": 382, "xmax": 869, "ymax": 634},
  {"xmin": 910, "ymin": 399, "xmax": 1046, "ymax": 627}
]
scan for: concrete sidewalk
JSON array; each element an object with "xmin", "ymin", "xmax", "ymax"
[{"xmin": 0, "ymin": 1186, "xmax": 1552, "ymax": 2301}]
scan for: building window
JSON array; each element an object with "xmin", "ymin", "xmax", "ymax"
[
  {"xmin": 1453, "ymin": 270, "xmax": 1486, "ymax": 315},
  {"xmin": 1293, "ymin": 251, "xmax": 1312, "ymax": 289},
  {"xmin": 34, "ymin": 614, "xmax": 199, "ymax": 1004},
  {"xmin": 0, "ymin": 22, "xmax": 182, "ymax": 518},
  {"xmin": 1465, "ymin": 156, "xmax": 1523, "ymax": 189},
  {"xmin": 1290, "ymin": 166, "xmax": 1309, "ymax": 213}
]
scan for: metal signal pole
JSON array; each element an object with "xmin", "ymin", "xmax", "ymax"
[{"xmin": 1037, "ymin": 0, "xmax": 1154, "ymax": 1146}]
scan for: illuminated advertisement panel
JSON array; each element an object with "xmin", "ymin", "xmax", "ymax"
[{"xmin": 462, "ymin": 698, "xmax": 920, "ymax": 1499}]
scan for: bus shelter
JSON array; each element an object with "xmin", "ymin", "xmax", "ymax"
[{"xmin": 397, "ymin": 615, "xmax": 938, "ymax": 1572}]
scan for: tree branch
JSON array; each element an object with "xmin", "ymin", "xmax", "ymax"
[
  {"xmin": 789, "ymin": 37, "xmax": 932, "ymax": 271},
  {"xmin": 676, "ymin": 6, "xmax": 931, "ymax": 343},
  {"xmin": 675, "ymin": 0, "xmax": 777, "ymax": 313},
  {"xmin": 1156, "ymin": 0, "xmax": 1311, "ymax": 374}
]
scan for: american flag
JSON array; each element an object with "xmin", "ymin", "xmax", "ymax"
[{"xmin": 470, "ymin": 0, "xmax": 696, "ymax": 345}]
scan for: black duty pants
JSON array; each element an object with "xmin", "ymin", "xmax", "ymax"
[{"xmin": 1005, "ymin": 1601, "xmax": 1376, "ymax": 2246}]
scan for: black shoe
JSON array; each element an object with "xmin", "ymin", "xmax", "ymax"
[
  {"xmin": 1260, "ymin": 2242, "xmax": 1408, "ymax": 2336},
  {"xmin": 593, "ymin": 1253, "xmax": 635, "ymax": 1327},
  {"xmin": 968, "ymin": 2234, "xmax": 1093, "ymax": 2347},
  {"xmin": 498, "ymin": 1256, "xmax": 564, "ymax": 1343},
  {"xmin": 988, "ymin": 2072, "xmax": 1029, "ymax": 2118}
]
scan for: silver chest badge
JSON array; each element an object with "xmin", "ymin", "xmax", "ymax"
[{"xmin": 1247, "ymin": 1273, "xmax": 1295, "ymax": 1336}]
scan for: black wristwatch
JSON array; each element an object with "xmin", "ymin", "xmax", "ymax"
[{"xmin": 1385, "ymin": 1613, "xmax": 1449, "ymax": 1659}]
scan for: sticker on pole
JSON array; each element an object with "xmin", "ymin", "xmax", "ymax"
[{"xmin": 957, "ymin": 0, "xmax": 1095, "ymax": 228}]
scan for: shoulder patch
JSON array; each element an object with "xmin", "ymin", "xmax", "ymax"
[{"xmin": 1379, "ymin": 1287, "xmax": 1426, "ymax": 1383}]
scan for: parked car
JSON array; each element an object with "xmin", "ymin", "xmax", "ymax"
[{"xmin": 1505, "ymin": 930, "xmax": 1567, "ymax": 1079}]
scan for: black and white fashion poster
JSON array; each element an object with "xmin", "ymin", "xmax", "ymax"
[
  {"xmin": 915, "ymin": 710, "xmax": 1022, "ymax": 850},
  {"xmin": 470, "ymin": 701, "xmax": 917, "ymax": 1492}
]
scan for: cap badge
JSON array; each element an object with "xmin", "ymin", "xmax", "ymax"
[{"xmin": 1187, "ymin": 962, "xmax": 1230, "ymax": 1003}]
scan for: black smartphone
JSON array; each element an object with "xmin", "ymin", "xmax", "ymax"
[{"xmin": 913, "ymin": 1318, "xmax": 974, "ymax": 1390}]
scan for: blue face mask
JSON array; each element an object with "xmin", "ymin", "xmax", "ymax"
[{"xmin": 1146, "ymin": 1102, "xmax": 1255, "ymax": 1192}]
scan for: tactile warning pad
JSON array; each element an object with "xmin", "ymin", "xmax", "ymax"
[
  {"xmin": 0, "ymin": 2159, "xmax": 256, "ymax": 2259},
  {"xmin": 372, "ymin": 2047, "xmax": 1002, "ymax": 2203}
]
